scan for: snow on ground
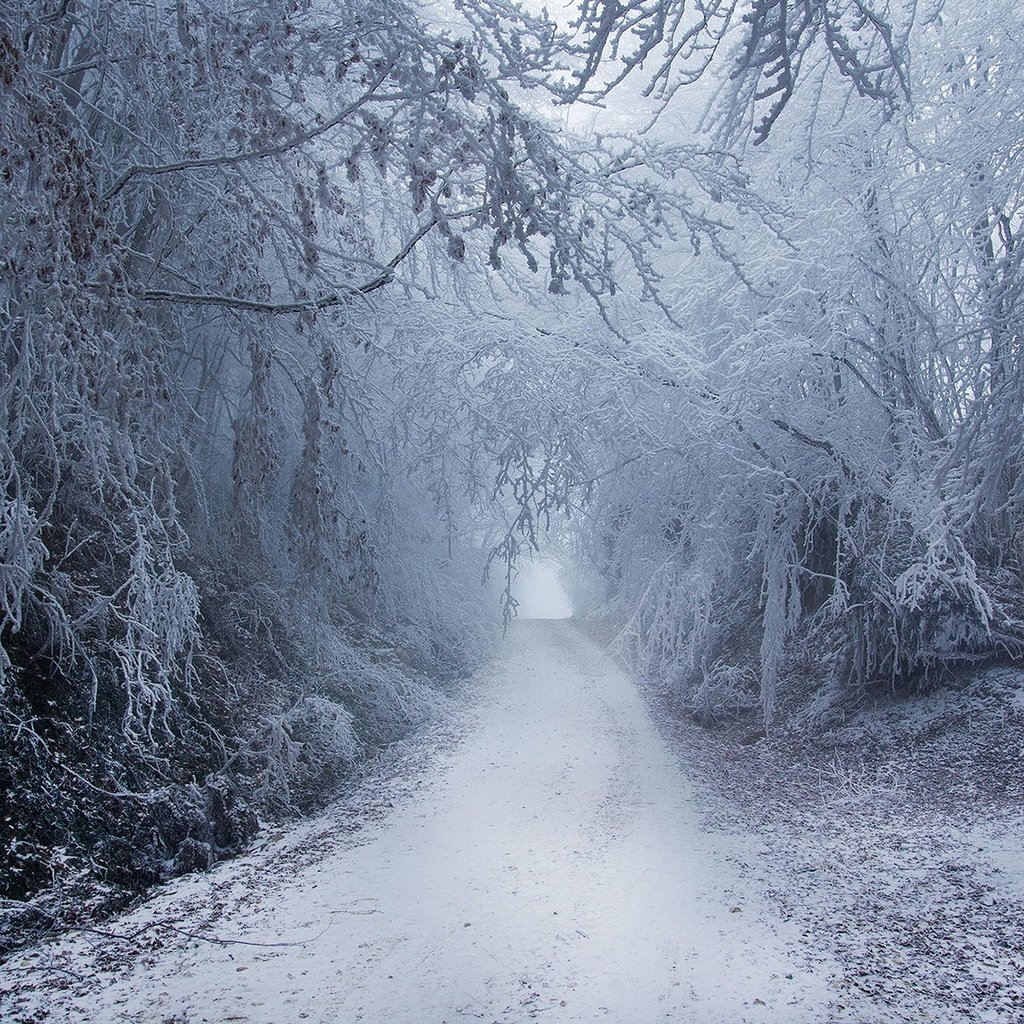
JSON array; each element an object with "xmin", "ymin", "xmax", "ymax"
[
  {"xmin": 649, "ymin": 667, "xmax": 1024, "ymax": 1024},
  {"xmin": 2, "ymin": 620, "xmax": 840, "ymax": 1024},
  {"xmin": 9, "ymin": 621, "xmax": 1022, "ymax": 1024}
]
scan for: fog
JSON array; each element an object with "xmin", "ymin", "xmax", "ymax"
[{"xmin": 515, "ymin": 557, "xmax": 573, "ymax": 620}]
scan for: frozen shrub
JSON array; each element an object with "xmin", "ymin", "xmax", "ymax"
[{"xmin": 689, "ymin": 661, "xmax": 760, "ymax": 724}]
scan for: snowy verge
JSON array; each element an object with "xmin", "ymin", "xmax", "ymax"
[
  {"xmin": 0, "ymin": 681, "xmax": 475, "ymax": 1023},
  {"xmin": 642, "ymin": 665, "xmax": 1024, "ymax": 1024}
]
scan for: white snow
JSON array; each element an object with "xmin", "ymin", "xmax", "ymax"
[{"xmin": 3, "ymin": 621, "xmax": 838, "ymax": 1023}]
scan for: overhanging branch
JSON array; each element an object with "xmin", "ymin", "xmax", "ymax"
[
  {"xmin": 108, "ymin": 216, "xmax": 439, "ymax": 314},
  {"xmin": 103, "ymin": 64, "xmax": 395, "ymax": 201}
]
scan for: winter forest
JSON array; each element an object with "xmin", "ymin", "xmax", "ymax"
[{"xmin": 3, "ymin": 0, "xmax": 1024, "ymax": 1020}]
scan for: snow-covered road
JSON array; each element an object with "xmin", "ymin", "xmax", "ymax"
[{"xmin": 5, "ymin": 621, "xmax": 839, "ymax": 1023}]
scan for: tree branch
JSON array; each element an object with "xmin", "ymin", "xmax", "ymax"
[
  {"xmin": 103, "ymin": 63, "xmax": 395, "ymax": 201},
  {"xmin": 112, "ymin": 216, "xmax": 439, "ymax": 314}
]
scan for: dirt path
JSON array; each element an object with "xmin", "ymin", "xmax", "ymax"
[{"xmin": 2, "ymin": 621, "xmax": 839, "ymax": 1023}]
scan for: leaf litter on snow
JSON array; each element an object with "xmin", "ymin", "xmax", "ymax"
[{"xmin": 643, "ymin": 664, "xmax": 1024, "ymax": 1023}]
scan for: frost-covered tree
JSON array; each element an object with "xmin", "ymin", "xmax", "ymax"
[
  {"xmin": 5, "ymin": 0, "xmax": 1024, "ymax": 954},
  {"xmin": 556, "ymin": 0, "xmax": 1024, "ymax": 728},
  {"xmin": 0, "ymin": 0, "xmax": 733, "ymax": 943}
]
